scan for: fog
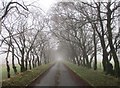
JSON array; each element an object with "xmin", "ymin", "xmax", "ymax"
[{"xmin": 0, "ymin": 0, "xmax": 120, "ymax": 79}]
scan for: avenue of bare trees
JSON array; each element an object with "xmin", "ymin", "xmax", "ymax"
[
  {"xmin": 49, "ymin": 0, "xmax": 120, "ymax": 77},
  {"xmin": 0, "ymin": 0, "xmax": 120, "ymax": 79},
  {"xmin": 0, "ymin": 1, "xmax": 52, "ymax": 78}
]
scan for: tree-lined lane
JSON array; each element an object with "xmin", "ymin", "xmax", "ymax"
[{"xmin": 29, "ymin": 62, "xmax": 91, "ymax": 87}]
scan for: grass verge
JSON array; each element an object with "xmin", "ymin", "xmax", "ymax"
[
  {"xmin": 65, "ymin": 62, "xmax": 120, "ymax": 87},
  {"xmin": 2, "ymin": 63, "xmax": 53, "ymax": 87},
  {"xmin": 1, "ymin": 65, "xmax": 20, "ymax": 80}
]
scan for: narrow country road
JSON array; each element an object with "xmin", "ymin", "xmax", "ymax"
[{"xmin": 29, "ymin": 62, "xmax": 92, "ymax": 87}]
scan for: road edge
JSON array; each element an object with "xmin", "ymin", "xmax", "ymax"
[
  {"xmin": 25, "ymin": 63, "xmax": 55, "ymax": 87},
  {"xmin": 64, "ymin": 63, "xmax": 94, "ymax": 87}
]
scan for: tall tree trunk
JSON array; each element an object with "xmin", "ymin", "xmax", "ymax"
[
  {"xmin": 94, "ymin": 24, "xmax": 108, "ymax": 72},
  {"xmin": 107, "ymin": 3, "xmax": 120, "ymax": 77},
  {"xmin": 25, "ymin": 59, "xmax": 28, "ymax": 71},
  {"xmin": 82, "ymin": 56, "xmax": 86, "ymax": 66},
  {"xmin": 29, "ymin": 60, "xmax": 32, "ymax": 70},
  {"xmin": 12, "ymin": 46, "xmax": 17, "ymax": 74},
  {"xmin": 36, "ymin": 55, "xmax": 40, "ymax": 66},
  {"xmin": 83, "ymin": 47, "xmax": 90, "ymax": 68},
  {"xmin": 102, "ymin": 49, "xmax": 109, "ymax": 72},
  {"xmin": 32, "ymin": 55, "xmax": 35, "ymax": 68},
  {"xmin": 93, "ymin": 28, "xmax": 97, "ymax": 70},
  {"xmin": 6, "ymin": 46, "xmax": 10, "ymax": 78},
  {"xmin": 21, "ymin": 48, "xmax": 25, "ymax": 72},
  {"xmin": 25, "ymin": 51, "xmax": 31, "ymax": 71},
  {"xmin": 25, "ymin": 53, "xmax": 29, "ymax": 71},
  {"xmin": 96, "ymin": 3, "xmax": 109, "ymax": 72},
  {"xmin": 85, "ymin": 54, "xmax": 90, "ymax": 68},
  {"xmin": 6, "ymin": 61, "xmax": 10, "ymax": 78}
]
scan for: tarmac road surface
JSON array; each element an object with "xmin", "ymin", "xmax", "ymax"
[{"xmin": 29, "ymin": 62, "xmax": 92, "ymax": 87}]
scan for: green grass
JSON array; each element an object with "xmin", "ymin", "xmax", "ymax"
[
  {"xmin": 2, "ymin": 63, "xmax": 53, "ymax": 87},
  {"xmin": 65, "ymin": 62, "xmax": 120, "ymax": 87},
  {"xmin": 1, "ymin": 65, "xmax": 20, "ymax": 80}
]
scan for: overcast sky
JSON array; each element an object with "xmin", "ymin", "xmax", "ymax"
[{"xmin": 24, "ymin": 0, "xmax": 57, "ymax": 12}]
